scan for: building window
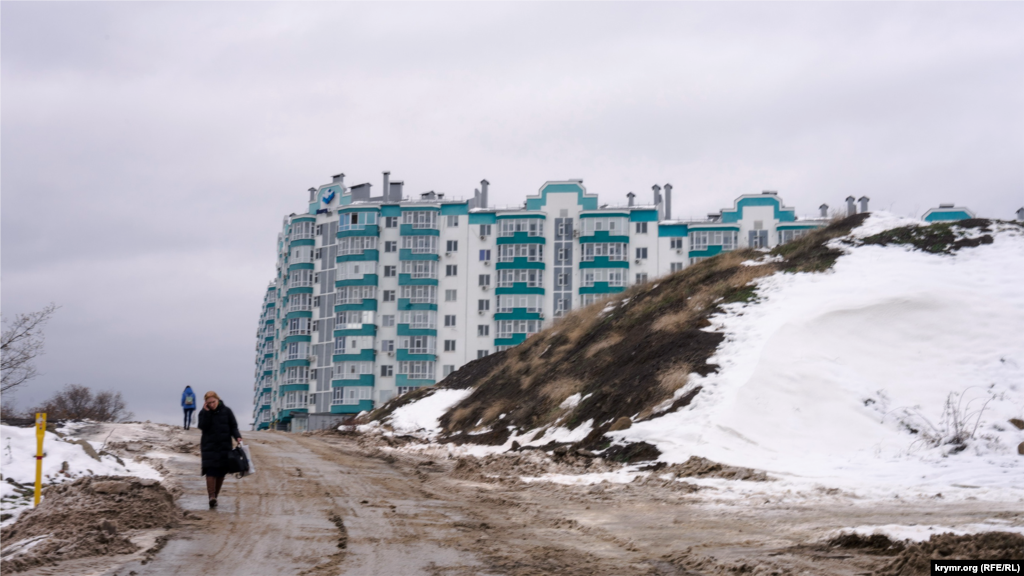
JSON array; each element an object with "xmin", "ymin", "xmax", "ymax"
[
  {"xmin": 477, "ymin": 325, "xmax": 490, "ymax": 337},
  {"xmin": 479, "ymin": 224, "xmax": 492, "ymax": 236},
  {"xmin": 385, "ymin": 216, "xmax": 398, "ymax": 228},
  {"xmin": 446, "ymin": 240, "xmax": 458, "ymax": 252},
  {"xmin": 635, "ymin": 222, "xmax": 648, "ymax": 234},
  {"xmin": 479, "ymin": 249, "xmax": 491, "ymax": 261},
  {"xmin": 446, "ymin": 264, "xmax": 457, "ymax": 277},
  {"xmin": 478, "ymin": 299, "xmax": 490, "ymax": 312},
  {"xmin": 315, "ymin": 225, "xmax": 323, "ymax": 235},
  {"xmin": 581, "ymin": 243, "xmax": 627, "ymax": 262},
  {"xmin": 670, "ymin": 237, "xmax": 684, "ymax": 250},
  {"xmin": 671, "ymin": 262, "xmax": 685, "ymax": 272},
  {"xmin": 380, "ymin": 340, "xmax": 395, "ymax": 352},
  {"xmin": 636, "ymin": 247, "xmax": 648, "ymax": 259},
  {"xmin": 399, "ymin": 310, "xmax": 437, "ymax": 329},
  {"xmin": 691, "ymin": 231, "xmax": 738, "ymax": 251},
  {"xmin": 779, "ymin": 229, "xmax": 810, "ymax": 245},
  {"xmin": 381, "ymin": 314, "xmax": 395, "ymax": 327},
  {"xmin": 498, "ymin": 218, "xmax": 543, "ymax": 237},
  {"xmin": 398, "ymin": 360, "xmax": 435, "ymax": 379},
  {"xmin": 403, "ymin": 211, "xmax": 438, "ymax": 229},
  {"xmin": 447, "ymin": 215, "xmax": 459, "ymax": 227},
  {"xmin": 397, "ymin": 386, "xmax": 417, "ymax": 396},
  {"xmin": 402, "ymin": 235, "xmax": 438, "ymax": 254},
  {"xmin": 384, "ymin": 265, "xmax": 396, "ymax": 277},
  {"xmin": 315, "ymin": 248, "xmax": 321, "ymax": 259},
  {"xmin": 401, "ymin": 285, "xmax": 437, "ymax": 304},
  {"xmin": 636, "ymin": 273, "xmax": 648, "ymax": 284},
  {"xmin": 496, "ymin": 269, "xmax": 542, "ymax": 288},
  {"xmin": 383, "ymin": 241, "xmax": 397, "ymax": 253},
  {"xmin": 444, "ymin": 315, "xmax": 456, "ymax": 327},
  {"xmin": 558, "ymin": 248, "xmax": 570, "ymax": 262},
  {"xmin": 581, "ymin": 269, "xmax": 625, "ymax": 287},
  {"xmin": 382, "ymin": 290, "xmax": 396, "ymax": 302},
  {"xmin": 444, "ymin": 340, "xmax": 456, "ymax": 352},
  {"xmin": 380, "ymin": 365, "xmax": 393, "ymax": 377},
  {"xmin": 557, "ymin": 272, "xmax": 569, "ymax": 287},
  {"xmin": 401, "ymin": 260, "xmax": 438, "ymax": 279},
  {"xmin": 445, "ymin": 289, "xmax": 457, "ymax": 302},
  {"xmin": 495, "ymin": 320, "xmax": 542, "ymax": 339},
  {"xmin": 477, "ymin": 350, "xmax": 489, "ymax": 359},
  {"xmin": 443, "ymin": 365, "xmax": 455, "ymax": 377},
  {"xmin": 478, "ymin": 274, "xmax": 490, "ymax": 287},
  {"xmin": 399, "ymin": 335, "xmax": 436, "ymax": 354},
  {"xmin": 332, "ymin": 386, "xmax": 371, "ymax": 406},
  {"xmin": 581, "ymin": 217, "xmax": 627, "ymax": 235}
]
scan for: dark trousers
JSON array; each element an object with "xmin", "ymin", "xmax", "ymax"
[{"xmin": 184, "ymin": 408, "xmax": 195, "ymax": 429}]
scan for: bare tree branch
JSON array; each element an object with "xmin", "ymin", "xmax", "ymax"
[
  {"xmin": 31, "ymin": 384, "xmax": 133, "ymax": 422},
  {"xmin": 1, "ymin": 304, "xmax": 59, "ymax": 393}
]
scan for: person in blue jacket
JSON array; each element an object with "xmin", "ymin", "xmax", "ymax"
[{"xmin": 181, "ymin": 386, "xmax": 197, "ymax": 430}]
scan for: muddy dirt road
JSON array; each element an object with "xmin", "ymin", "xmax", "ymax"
[{"xmin": 13, "ymin": 424, "xmax": 1021, "ymax": 576}]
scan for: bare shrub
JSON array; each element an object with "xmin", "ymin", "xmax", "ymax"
[
  {"xmin": 31, "ymin": 384, "xmax": 133, "ymax": 422},
  {"xmin": 1, "ymin": 304, "xmax": 59, "ymax": 393}
]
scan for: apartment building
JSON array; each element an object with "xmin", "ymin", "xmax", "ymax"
[{"xmin": 254, "ymin": 174, "xmax": 830, "ymax": 431}]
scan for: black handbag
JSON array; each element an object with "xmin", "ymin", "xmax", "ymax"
[{"xmin": 226, "ymin": 445, "xmax": 250, "ymax": 478}]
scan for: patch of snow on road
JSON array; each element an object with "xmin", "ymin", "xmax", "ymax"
[{"xmin": 616, "ymin": 216, "xmax": 1024, "ymax": 500}]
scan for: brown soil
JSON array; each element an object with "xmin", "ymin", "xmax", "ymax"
[
  {"xmin": 874, "ymin": 532, "xmax": 1024, "ymax": 576},
  {"xmin": 0, "ymin": 475, "xmax": 180, "ymax": 573},
  {"xmin": 657, "ymin": 455, "xmax": 770, "ymax": 482}
]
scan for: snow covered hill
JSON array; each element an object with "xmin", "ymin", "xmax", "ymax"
[{"xmin": 365, "ymin": 213, "xmax": 1024, "ymax": 499}]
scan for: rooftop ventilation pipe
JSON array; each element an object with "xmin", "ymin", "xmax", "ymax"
[
  {"xmin": 308, "ymin": 187, "xmax": 317, "ymax": 202},
  {"xmin": 846, "ymin": 196, "xmax": 857, "ymax": 217},
  {"xmin": 664, "ymin": 183, "xmax": 673, "ymax": 219},
  {"xmin": 939, "ymin": 203, "xmax": 955, "ymax": 208},
  {"xmin": 762, "ymin": 190, "xmax": 778, "ymax": 195},
  {"xmin": 819, "ymin": 203, "xmax": 829, "ymax": 218},
  {"xmin": 627, "ymin": 192, "xmax": 635, "ymax": 207},
  {"xmin": 383, "ymin": 171, "xmax": 390, "ymax": 200},
  {"xmin": 1017, "ymin": 207, "xmax": 1024, "ymax": 222},
  {"xmin": 858, "ymin": 196, "xmax": 870, "ymax": 213},
  {"xmin": 480, "ymin": 179, "xmax": 489, "ymax": 208},
  {"xmin": 652, "ymin": 184, "xmax": 662, "ymax": 218},
  {"xmin": 332, "ymin": 173, "xmax": 345, "ymax": 184}
]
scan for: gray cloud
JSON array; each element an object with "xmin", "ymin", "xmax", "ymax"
[{"xmin": 3, "ymin": 2, "xmax": 1021, "ymax": 424}]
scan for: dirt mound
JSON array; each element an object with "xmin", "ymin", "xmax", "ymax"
[
  {"xmin": 660, "ymin": 456, "xmax": 769, "ymax": 481},
  {"xmin": 450, "ymin": 450, "xmax": 619, "ymax": 482},
  {"xmin": 0, "ymin": 475, "xmax": 180, "ymax": 573},
  {"xmin": 874, "ymin": 531, "xmax": 1024, "ymax": 576},
  {"xmin": 859, "ymin": 218, "xmax": 1022, "ymax": 255},
  {"xmin": 828, "ymin": 532, "xmax": 905, "ymax": 555}
]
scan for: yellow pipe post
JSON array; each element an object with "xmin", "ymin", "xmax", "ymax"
[{"xmin": 34, "ymin": 412, "xmax": 46, "ymax": 507}]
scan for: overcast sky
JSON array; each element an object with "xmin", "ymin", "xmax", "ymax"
[{"xmin": 2, "ymin": 2, "xmax": 1022, "ymax": 426}]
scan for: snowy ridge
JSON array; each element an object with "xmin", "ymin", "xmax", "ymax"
[{"xmin": 618, "ymin": 212, "xmax": 1024, "ymax": 499}]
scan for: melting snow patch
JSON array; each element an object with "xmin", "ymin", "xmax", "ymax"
[
  {"xmin": 560, "ymin": 393, "xmax": 582, "ymax": 410},
  {"xmin": 742, "ymin": 254, "xmax": 785, "ymax": 266},
  {"xmin": 385, "ymin": 389, "xmax": 474, "ymax": 438}
]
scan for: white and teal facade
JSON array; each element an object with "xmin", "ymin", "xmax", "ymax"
[{"xmin": 254, "ymin": 174, "xmax": 829, "ymax": 431}]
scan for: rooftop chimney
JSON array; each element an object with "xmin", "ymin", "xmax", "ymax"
[
  {"xmin": 308, "ymin": 187, "xmax": 317, "ymax": 202},
  {"xmin": 332, "ymin": 173, "xmax": 345, "ymax": 184},
  {"xmin": 480, "ymin": 179, "xmax": 489, "ymax": 209},
  {"xmin": 627, "ymin": 192, "xmax": 635, "ymax": 207},
  {"xmin": 664, "ymin": 183, "xmax": 673, "ymax": 220},
  {"xmin": 1017, "ymin": 207, "xmax": 1024, "ymax": 221},
  {"xmin": 762, "ymin": 190, "xmax": 778, "ymax": 196},
  {"xmin": 472, "ymin": 188, "xmax": 481, "ymax": 209},
  {"xmin": 846, "ymin": 196, "xmax": 857, "ymax": 217},
  {"xmin": 858, "ymin": 196, "xmax": 870, "ymax": 214},
  {"xmin": 383, "ymin": 171, "xmax": 390, "ymax": 200},
  {"xmin": 652, "ymin": 184, "xmax": 662, "ymax": 218},
  {"xmin": 939, "ymin": 203, "xmax": 955, "ymax": 208},
  {"xmin": 819, "ymin": 203, "xmax": 829, "ymax": 218}
]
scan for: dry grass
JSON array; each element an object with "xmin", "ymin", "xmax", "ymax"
[
  {"xmin": 541, "ymin": 377, "xmax": 587, "ymax": 405},
  {"xmin": 585, "ymin": 334, "xmax": 623, "ymax": 358},
  {"xmin": 636, "ymin": 362, "xmax": 692, "ymax": 420},
  {"xmin": 652, "ymin": 309, "xmax": 693, "ymax": 332}
]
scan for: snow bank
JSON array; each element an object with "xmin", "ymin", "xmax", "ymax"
[
  {"xmin": 618, "ymin": 213, "xmax": 1024, "ymax": 499},
  {"xmin": 1, "ymin": 425, "xmax": 160, "ymax": 526},
  {"xmin": 371, "ymin": 389, "xmax": 474, "ymax": 438}
]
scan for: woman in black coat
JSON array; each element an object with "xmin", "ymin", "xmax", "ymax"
[{"xmin": 197, "ymin": 391, "xmax": 242, "ymax": 508}]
